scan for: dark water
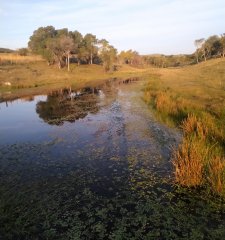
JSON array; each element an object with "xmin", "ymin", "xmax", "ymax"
[{"xmin": 0, "ymin": 78, "xmax": 225, "ymax": 239}]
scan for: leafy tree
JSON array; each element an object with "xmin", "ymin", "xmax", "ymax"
[
  {"xmin": 69, "ymin": 30, "xmax": 83, "ymax": 64},
  {"xmin": 204, "ymin": 35, "xmax": 221, "ymax": 58},
  {"xmin": 194, "ymin": 35, "xmax": 224, "ymax": 62},
  {"xmin": 17, "ymin": 48, "xmax": 29, "ymax": 56},
  {"xmin": 28, "ymin": 26, "xmax": 57, "ymax": 64},
  {"xmin": 83, "ymin": 34, "xmax": 98, "ymax": 64},
  {"xmin": 118, "ymin": 50, "xmax": 142, "ymax": 66},
  {"xmin": 47, "ymin": 35, "xmax": 74, "ymax": 70},
  {"xmin": 57, "ymin": 28, "xmax": 69, "ymax": 37},
  {"xmin": 194, "ymin": 38, "xmax": 205, "ymax": 63},
  {"xmin": 60, "ymin": 36, "xmax": 75, "ymax": 71},
  {"xmin": 70, "ymin": 30, "xmax": 83, "ymax": 48},
  {"xmin": 220, "ymin": 33, "xmax": 225, "ymax": 58},
  {"xmin": 98, "ymin": 39, "xmax": 117, "ymax": 71}
]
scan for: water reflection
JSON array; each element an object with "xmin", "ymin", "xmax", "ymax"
[
  {"xmin": 36, "ymin": 87, "xmax": 100, "ymax": 125},
  {"xmin": 2, "ymin": 77, "xmax": 223, "ymax": 239}
]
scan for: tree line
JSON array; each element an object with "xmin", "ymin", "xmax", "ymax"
[
  {"xmin": 142, "ymin": 33, "xmax": 225, "ymax": 68},
  {"xmin": 28, "ymin": 26, "xmax": 146, "ymax": 70},
  {"xmin": 28, "ymin": 26, "xmax": 118, "ymax": 71},
  {"xmin": 27, "ymin": 27, "xmax": 225, "ymax": 70}
]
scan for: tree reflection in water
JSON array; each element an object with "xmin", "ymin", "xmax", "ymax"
[{"xmin": 36, "ymin": 87, "xmax": 99, "ymax": 125}]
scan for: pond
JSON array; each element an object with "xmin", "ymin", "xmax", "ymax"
[{"xmin": 0, "ymin": 78, "xmax": 225, "ymax": 239}]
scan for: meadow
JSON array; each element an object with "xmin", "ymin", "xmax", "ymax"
[
  {"xmin": 0, "ymin": 53, "xmax": 146, "ymax": 102},
  {"xmin": 144, "ymin": 58, "xmax": 225, "ymax": 197}
]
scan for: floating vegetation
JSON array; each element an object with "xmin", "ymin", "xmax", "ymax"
[{"xmin": 1, "ymin": 79, "xmax": 225, "ymax": 239}]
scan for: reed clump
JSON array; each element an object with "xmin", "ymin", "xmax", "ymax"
[
  {"xmin": 173, "ymin": 114, "xmax": 225, "ymax": 196},
  {"xmin": 173, "ymin": 136, "xmax": 207, "ymax": 187},
  {"xmin": 208, "ymin": 156, "xmax": 225, "ymax": 195}
]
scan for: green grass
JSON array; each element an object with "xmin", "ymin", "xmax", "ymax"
[{"xmin": 144, "ymin": 58, "xmax": 225, "ymax": 197}]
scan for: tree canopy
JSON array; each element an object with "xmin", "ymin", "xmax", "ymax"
[
  {"xmin": 194, "ymin": 34, "xmax": 225, "ymax": 63},
  {"xmin": 28, "ymin": 26, "xmax": 117, "ymax": 71},
  {"xmin": 28, "ymin": 27, "xmax": 225, "ymax": 70}
]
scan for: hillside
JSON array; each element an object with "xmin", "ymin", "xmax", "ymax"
[
  {"xmin": 150, "ymin": 58, "xmax": 225, "ymax": 112},
  {"xmin": 144, "ymin": 58, "xmax": 225, "ymax": 196},
  {"xmin": 0, "ymin": 48, "xmax": 15, "ymax": 53}
]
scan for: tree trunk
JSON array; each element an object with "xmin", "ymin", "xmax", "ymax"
[
  {"xmin": 58, "ymin": 61, "xmax": 62, "ymax": 69},
  {"xmin": 196, "ymin": 52, "xmax": 199, "ymax": 64},
  {"xmin": 90, "ymin": 51, "xmax": 93, "ymax": 64},
  {"xmin": 203, "ymin": 49, "xmax": 206, "ymax": 61},
  {"xmin": 67, "ymin": 53, "xmax": 70, "ymax": 72}
]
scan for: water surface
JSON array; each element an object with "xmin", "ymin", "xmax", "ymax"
[{"xmin": 0, "ymin": 78, "xmax": 225, "ymax": 239}]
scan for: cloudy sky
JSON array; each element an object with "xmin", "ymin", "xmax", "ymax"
[{"xmin": 0, "ymin": 0, "xmax": 224, "ymax": 54}]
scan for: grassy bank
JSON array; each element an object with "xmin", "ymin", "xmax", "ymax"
[
  {"xmin": 144, "ymin": 58, "xmax": 225, "ymax": 197},
  {"xmin": 0, "ymin": 58, "xmax": 147, "ymax": 102}
]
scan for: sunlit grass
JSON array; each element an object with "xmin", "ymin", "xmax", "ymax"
[
  {"xmin": 0, "ymin": 53, "xmax": 43, "ymax": 63},
  {"xmin": 144, "ymin": 58, "xmax": 225, "ymax": 197},
  {"xmin": 0, "ymin": 58, "xmax": 147, "ymax": 101}
]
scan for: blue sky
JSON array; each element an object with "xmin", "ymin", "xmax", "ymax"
[{"xmin": 0, "ymin": 0, "xmax": 224, "ymax": 54}]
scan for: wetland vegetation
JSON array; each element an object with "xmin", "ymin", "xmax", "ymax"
[{"xmin": 0, "ymin": 25, "xmax": 225, "ymax": 239}]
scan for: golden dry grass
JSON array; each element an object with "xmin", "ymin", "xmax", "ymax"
[
  {"xmin": 144, "ymin": 58, "xmax": 225, "ymax": 196},
  {"xmin": 0, "ymin": 53, "xmax": 43, "ymax": 63},
  {"xmin": 173, "ymin": 114, "xmax": 225, "ymax": 195},
  {"xmin": 208, "ymin": 156, "xmax": 225, "ymax": 195},
  {"xmin": 173, "ymin": 137, "xmax": 207, "ymax": 187},
  {"xmin": 182, "ymin": 114, "xmax": 209, "ymax": 140}
]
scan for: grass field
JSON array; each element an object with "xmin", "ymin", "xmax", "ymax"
[
  {"xmin": 0, "ymin": 53, "xmax": 43, "ymax": 64},
  {"xmin": 0, "ymin": 57, "xmax": 147, "ymax": 101},
  {"xmin": 144, "ymin": 58, "xmax": 225, "ymax": 197}
]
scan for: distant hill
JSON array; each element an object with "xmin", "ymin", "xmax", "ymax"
[{"xmin": 0, "ymin": 48, "xmax": 15, "ymax": 53}]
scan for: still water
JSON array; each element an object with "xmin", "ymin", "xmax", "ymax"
[{"xmin": 0, "ymin": 78, "xmax": 224, "ymax": 239}]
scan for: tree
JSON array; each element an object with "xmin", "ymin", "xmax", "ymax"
[
  {"xmin": 194, "ymin": 38, "xmax": 205, "ymax": 63},
  {"xmin": 28, "ymin": 26, "xmax": 57, "ymax": 64},
  {"xmin": 118, "ymin": 50, "xmax": 142, "ymax": 66},
  {"xmin": 60, "ymin": 36, "xmax": 75, "ymax": 71},
  {"xmin": 98, "ymin": 39, "xmax": 117, "ymax": 71},
  {"xmin": 28, "ymin": 26, "xmax": 118, "ymax": 69},
  {"xmin": 204, "ymin": 35, "xmax": 222, "ymax": 58},
  {"xmin": 83, "ymin": 34, "xmax": 98, "ymax": 64},
  {"xmin": 220, "ymin": 34, "xmax": 225, "ymax": 58},
  {"xmin": 69, "ymin": 31, "xmax": 84, "ymax": 65},
  {"xmin": 47, "ymin": 35, "xmax": 74, "ymax": 70},
  {"xmin": 18, "ymin": 48, "xmax": 28, "ymax": 56}
]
